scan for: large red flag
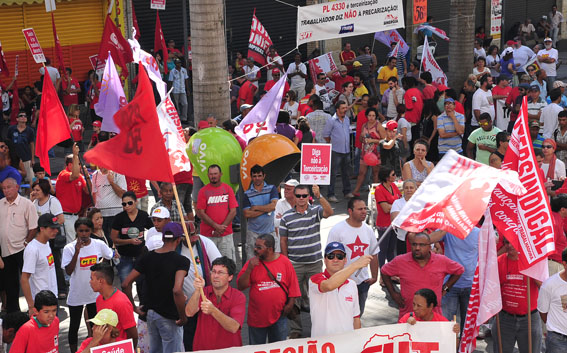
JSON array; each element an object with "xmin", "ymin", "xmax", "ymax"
[
  {"xmin": 247, "ymin": 10, "xmax": 273, "ymax": 66},
  {"xmin": 0, "ymin": 41, "xmax": 9, "ymax": 77},
  {"xmin": 131, "ymin": 0, "xmax": 141, "ymax": 40},
  {"xmin": 35, "ymin": 76, "xmax": 72, "ymax": 175},
  {"xmin": 154, "ymin": 12, "xmax": 169, "ymax": 74},
  {"xmin": 51, "ymin": 13, "xmax": 66, "ymax": 75},
  {"xmin": 97, "ymin": 15, "xmax": 133, "ymax": 78},
  {"xmin": 84, "ymin": 64, "xmax": 174, "ymax": 183}
]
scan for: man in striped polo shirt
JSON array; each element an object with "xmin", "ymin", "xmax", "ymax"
[
  {"xmin": 437, "ymin": 98, "xmax": 465, "ymax": 158},
  {"xmin": 279, "ymin": 184, "xmax": 333, "ymax": 338}
]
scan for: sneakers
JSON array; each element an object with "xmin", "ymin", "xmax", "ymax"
[
  {"xmin": 328, "ymin": 196, "xmax": 339, "ymax": 203},
  {"xmin": 345, "ymin": 193, "xmax": 354, "ymax": 198}
]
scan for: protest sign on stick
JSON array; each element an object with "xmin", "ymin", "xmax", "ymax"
[
  {"xmin": 22, "ymin": 28, "xmax": 46, "ymax": 64},
  {"xmin": 300, "ymin": 143, "xmax": 331, "ymax": 185}
]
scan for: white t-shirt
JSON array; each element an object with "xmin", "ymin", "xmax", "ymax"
[
  {"xmin": 309, "ymin": 274, "xmax": 359, "ymax": 337},
  {"xmin": 391, "ymin": 198, "xmax": 408, "ymax": 240},
  {"xmin": 145, "ymin": 227, "xmax": 163, "ymax": 251},
  {"xmin": 22, "ymin": 239, "xmax": 58, "ymax": 299},
  {"xmin": 33, "ymin": 196, "xmax": 63, "ymax": 217},
  {"xmin": 274, "ymin": 198, "xmax": 293, "ymax": 229},
  {"xmin": 397, "ymin": 117, "xmax": 412, "ymax": 142},
  {"xmin": 243, "ymin": 65, "xmax": 260, "ymax": 88},
  {"xmin": 513, "ymin": 46, "xmax": 535, "ymax": 72},
  {"xmin": 286, "ymin": 62, "xmax": 307, "ymax": 88},
  {"xmin": 92, "ymin": 171, "xmax": 127, "ymax": 217},
  {"xmin": 538, "ymin": 48, "xmax": 559, "ymax": 77},
  {"xmin": 474, "ymin": 47, "xmax": 486, "ymax": 61},
  {"xmin": 486, "ymin": 55, "xmax": 501, "ymax": 77},
  {"xmin": 61, "ymin": 239, "xmax": 113, "ymax": 306},
  {"xmin": 180, "ymin": 235, "xmax": 222, "ymax": 300},
  {"xmin": 537, "ymin": 272, "xmax": 567, "ymax": 335},
  {"xmin": 283, "ymin": 101, "xmax": 299, "ymax": 124},
  {"xmin": 387, "ymin": 88, "xmax": 405, "ymax": 118},
  {"xmin": 472, "ymin": 88, "xmax": 494, "ymax": 126},
  {"xmin": 541, "ymin": 159, "xmax": 566, "ymax": 180},
  {"xmin": 39, "ymin": 66, "xmax": 61, "ymax": 86},
  {"xmin": 540, "ymin": 103, "xmax": 564, "ymax": 139},
  {"xmin": 327, "ymin": 220, "xmax": 379, "ymax": 284}
]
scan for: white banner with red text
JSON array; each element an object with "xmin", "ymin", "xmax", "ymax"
[
  {"xmin": 191, "ymin": 322, "xmax": 457, "ymax": 353},
  {"xmin": 308, "ymin": 52, "xmax": 337, "ymax": 91},
  {"xmin": 297, "ymin": 0, "xmax": 405, "ymax": 46},
  {"xmin": 156, "ymin": 92, "xmax": 191, "ymax": 174},
  {"xmin": 420, "ymin": 37, "xmax": 447, "ymax": 85}
]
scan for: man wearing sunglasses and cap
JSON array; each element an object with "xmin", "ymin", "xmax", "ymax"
[
  {"xmin": 309, "ymin": 242, "xmax": 372, "ymax": 337},
  {"xmin": 7, "ymin": 111, "xmax": 35, "ymax": 184}
]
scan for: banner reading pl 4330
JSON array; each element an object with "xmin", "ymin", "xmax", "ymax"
[{"xmin": 297, "ymin": 0, "xmax": 405, "ymax": 46}]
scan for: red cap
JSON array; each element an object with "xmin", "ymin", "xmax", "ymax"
[
  {"xmin": 386, "ymin": 120, "xmax": 398, "ymax": 131},
  {"xmin": 272, "ymin": 68, "xmax": 280, "ymax": 75},
  {"xmin": 92, "ymin": 120, "xmax": 102, "ymax": 127},
  {"xmin": 506, "ymin": 40, "xmax": 516, "ymax": 46},
  {"xmin": 198, "ymin": 120, "xmax": 209, "ymax": 129},
  {"xmin": 437, "ymin": 84, "xmax": 449, "ymax": 92}
]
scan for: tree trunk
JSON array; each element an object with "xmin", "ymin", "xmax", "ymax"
[
  {"xmin": 448, "ymin": 0, "xmax": 476, "ymax": 89},
  {"xmin": 189, "ymin": 0, "xmax": 230, "ymax": 124}
]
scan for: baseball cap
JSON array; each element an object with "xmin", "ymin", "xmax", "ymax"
[
  {"xmin": 272, "ymin": 68, "xmax": 280, "ymax": 75},
  {"xmin": 503, "ymin": 47, "xmax": 514, "ymax": 55},
  {"xmin": 518, "ymin": 83, "xmax": 531, "ymax": 90},
  {"xmin": 92, "ymin": 120, "xmax": 102, "ymax": 127},
  {"xmin": 198, "ymin": 120, "xmax": 209, "ymax": 129},
  {"xmin": 444, "ymin": 98, "xmax": 455, "ymax": 104},
  {"xmin": 89, "ymin": 309, "xmax": 118, "ymax": 327},
  {"xmin": 553, "ymin": 80, "xmax": 566, "ymax": 88},
  {"xmin": 529, "ymin": 85, "xmax": 540, "ymax": 91},
  {"xmin": 162, "ymin": 222, "xmax": 184, "ymax": 239},
  {"xmin": 386, "ymin": 120, "xmax": 398, "ymax": 131},
  {"xmin": 506, "ymin": 40, "xmax": 516, "ymax": 46},
  {"xmin": 151, "ymin": 206, "xmax": 170, "ymax": 219},
  {"xmin": 338, "ymin": 65, "xmax": 347, "ymax": 72},
  {"xmin": 437, "ymin": 84, "xmax": 449, "ymax": 92},
  {"xmin": 284, "ymin": 179, "xmax": 299, "ymax": 187},
  {"xmin": 240, "ymin": 104, "xmax": 253, "ymax": 112},
  {"xmin": 38, "ymin": 213, "xmax": 60, "ymax": 228},
  {"xmin": 544, "ymin": 37, "xmax": 553, "ymax": 42},
  {"xmin": 529, "ymin": 120, "xmax": 540, "ymax": 128},
  {"xmin": 353, "ymin": 61, "xmax": 363, "ymax": 68},
  {"xmin": 325, "ymin": 242, "xmax": 346, "ymax": 255}
]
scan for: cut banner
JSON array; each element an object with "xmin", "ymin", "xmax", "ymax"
[
  {"xmin": 420, "ymin": 37, "xmax": 447, "ymax": 85},
  {"xmin": 490, "ymin": 96, "xmax": 554, "ymax": 282},
  {"xmin": 247, "ymin": 11, "xmax": 273, "ymax": 66},
  {"xmin": 374, "ymin": 29, "xmax": 410, "ymax": 56},
  {"xmin": 129, "ymin": 33, "xmax": 167, "ymax": 100},
  {"xmin": 308, "ymin": 52, "xmax": 337, "ymax": 91},
  {"xmin": 392, "ymin": 150, "xmax": 526, "ymax": 239},
  {"xmin": 156, "ymin": 91, "xmax": 191, "ymax": 174},
  {"xmin": 297, "ymin": 0, "xmax": 405, "ymax": 46},
  {"xmin": 191, "ymin": 322, "xmax": 456, "ymax": 353},
  {"xmin": 414, "ymin": 24, "xmax": 450, "ymax": 41}
]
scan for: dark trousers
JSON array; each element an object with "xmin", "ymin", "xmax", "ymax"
[
  {"xmin": 51, "ymin": 247, "xmax": 67, "ymax": 294},
  {"xmin": 102, "ymin": 216, "xmax": 115, "ymax": 247},
  {"xmin": 182, "ymin": 313, "xmax": 199, "ymax": 351},
  {"xmin": 2, "ymin": 250, "xmax": 24, "ymax": 312},
  {"xmin": 68, "ymin": 303, "xmax": 97, "ymax": 346}
]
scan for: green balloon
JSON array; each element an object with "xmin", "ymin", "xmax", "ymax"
[{"xmin": 187, "ymin": 128, "xmax": 242, "ymax": 191}]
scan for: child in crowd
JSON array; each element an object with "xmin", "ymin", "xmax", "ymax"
[{"xmin": 88, "ymin": 120, "xmax": 102, "ymax": 150}]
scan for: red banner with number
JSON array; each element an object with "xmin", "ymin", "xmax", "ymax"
[{"xmin": 413, "ymin": 0, "xmax": 427, "ymax": 24}]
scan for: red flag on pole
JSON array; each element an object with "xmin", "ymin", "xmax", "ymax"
[
  {"xmin": 35, "ymin": 75, "xmax": 72, "ymax": 175},
  {"xmin": 84, "ymin": 64, "xmax": 174, "ymax": 183},
  {"xmin": 247, "ymin": 10, "xmax": 273, "ymax": 66},
  {"xmin": 0, "ymin": 41, "xmax": 9, "ymax": 77},
  {"xmin": 51, "ymin": 13, "xmax": 66, "ymax": 75},
  {"xmin": 131, "ymin": 0, "xmax": 141, "ymax": 40},
  {"xmin": 97, "ymin": 15, "xmax": 133, "ymax": 78},
  {"xmin": 154, "ymin": 12, "xmax": 169, "ymax": 74}
]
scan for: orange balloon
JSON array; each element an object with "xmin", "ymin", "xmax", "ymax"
[{"xmin": 240, "ymin": 134, "xmax": 301, "ymax": 190}]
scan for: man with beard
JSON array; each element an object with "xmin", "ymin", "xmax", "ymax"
[
  {"xmin": 381, "ymin": 232, "xmax": 464, "ymax": 320},
  {"xmin": 472, "ymin": 75, "xmax": 495, "ymax": 128},
  {"xmin": 237, "ymin": 234, "xmax": 300, "ymax": 344},
  {"xmin": 538, "ymin": 37, "xmax": 559, "ymax": 88},
  {"xmin": 186, "ymin": 256, "xmax": 245, "ymax": 351}
]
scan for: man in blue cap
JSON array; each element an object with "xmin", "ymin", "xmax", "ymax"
[{"xmin": 308, "ymin": 241, "xmax": 372, "ymax": 337}]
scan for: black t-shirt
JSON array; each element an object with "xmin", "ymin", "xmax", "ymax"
[
  {"xmin": 135, "ymin": 250, "xmax": 190, "ymax": 320},
  {"xmin": 7, "ymin": 126, "xmax": 35, "ymax": 162},
  {"xmin": 380, "ymin": 140, "xmax": 402, "ymax": 177},
  {"xmin": 111, "ymin": 210, "xmax": 153, "ymax": 257}
]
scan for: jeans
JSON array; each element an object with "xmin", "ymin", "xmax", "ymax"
[
  {"xmin": 172, "ymin": 93, "xmax": 188, "ymax": 122},
  {"xmin": 492, "ymin": 310, "xmax": 542, "ymax": 353},
  {"xmin": 147, "ymin": 309, "xmax": 184, "ymax": 353},
  {"xmin": 116, "ymin": 255, "xmax": 136, "ymax": 283},
  {"xmin": 378, "ymin": 227, "xmax": 397, "ymax": 267},
  {"xmin": 357, "ymin": 281, "xmax": 371, "ymax": 316},
  {"xmin": 441, "ymin": 286, "xmax": 471, "ymax": 335},
  {"xmin": 102, "ymin": 216, "xmax": 115, "ymax": 247},
  {"xmin": 248, "ymin": 314, "xmax": 288, "ymax": 345},
  {"xmin": 289, "ymin": 261, "xmax": 322, "ymax": 335},
  {"xmin": 546, "ymin": 331, "xmax": 567, "ymax": 353},
  {"xmin": 354, "ymin": 147, "xmax": 361, "ymax": 176},
  {"xmin": 328, "ymin": 151, "xmax": 351, "ymax": 197}
]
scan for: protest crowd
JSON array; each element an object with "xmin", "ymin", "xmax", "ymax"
[{"xmin": 2, "ymin": 2, "xmax": 567, "ymax": 353}]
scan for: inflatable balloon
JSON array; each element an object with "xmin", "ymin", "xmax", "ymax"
[
  {"xmin": 187, "ymin": 128, "xmax": 243, "ymax": 191},
  {"xmin": 241, "ymin": 134, "xmax": 301, "ymax": 190},
  {"xmin": 363, "ymin": 152, "xmax": 379, "ymax": 166}
]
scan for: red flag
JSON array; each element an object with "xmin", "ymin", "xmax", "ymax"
[
  {"xmin": 97, "ymin": 15, "xmax": 133, "ymax": 79},
  {"xmin": 9, "ymin": 79, "xmax": 19, "ymax": 125},
  {"xmin": 35, "ymin": 76, "xmax": 72, "ymax": 175},
  {"xmin": 51, "ymin": 13, "xmax": 66, "ymax": 74},
  {"xmin": 84, "ymin": 64, "xmax": 174, "ymax": 183},
  {"xmin": 0, "ymin": 41, "xmax": 8, "ymax": 77},
  {"xmin": 490, "ymin": 96, "xmax": 554, "ymax": 282},
  {"xmin": 247, "ymin": 10, "xmax": 273, "ymax": 66},
  {"xmin": 131, "ymin": 0, "xmax": 141, "ymax": 40},
  {"xmin": 154, "ymin": 12, "xmax": 169, "ymax": 74}
]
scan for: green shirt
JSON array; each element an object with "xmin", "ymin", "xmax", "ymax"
[{"xmin": 468, "ymin": 126, "xmax": 501, "ymax": 165}]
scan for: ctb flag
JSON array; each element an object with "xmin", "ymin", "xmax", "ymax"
[
  {"xmin": 97, "ymin": 15, "xmax": 133, "ymax": 78},
  {"xmin": 35, "ymin": 76, "xmax": 71, "ymax": 175},
  {"xmin": 85, "ymin": 64, "xmax": 174, "ymax": 183},
  {"xmin": 247, "ymin": 11, "xmax": 273, "ymax": 66}
]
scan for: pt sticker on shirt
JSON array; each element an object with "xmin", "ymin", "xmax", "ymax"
[
  {"xmin": 347, "ymin": 235, "xmax": 369, "ymax": 258},
  {"xmin": 276, "ymin": 273, "xmax": 282, "ymax": 281},
  {"xmin": 79, "ymin": 255, "xmax": 97, "ymax": 268},
  {"xmin": 47, "ymin": 254, "xmax": 54, "ymax": 266}
]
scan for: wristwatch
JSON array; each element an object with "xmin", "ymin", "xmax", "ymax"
[{"xmin": 443, "ymin": 285, "xmax": 450, "ymax": 292}]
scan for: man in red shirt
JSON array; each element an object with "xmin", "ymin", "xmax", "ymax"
[
  {"xmin": 237, "ymin": 234, "xmax": 301, "ymax": 344},
  {"xmin": 492, "ymin": 238, "xmax": 542, "ymax": 353},
  {"xmin": 492, "ymin": 75, "xmax": 512, "ymax": 129},
  {"xmin": 10, "ymin": 290, "xmax": 59, "ymax": 353},
  {"xmin": 61, "ymin": 68, "xmax": 81, "ymax": 108},
  {"xmin": 56, "ymin": 143, "xmax": 91, "ymax": 243},
  {"xmin": 327, "ymin": 65, "xmax": 354, "ymax": 92},
  {"xmin": 89, "ymin": 262, "xmax": 138, "ymax": 347},
  {"xmin": 236, "ymin": 76, "xmax": 257, "ymax": 110},
  {"xmin": 264, "ymin": 69, "xmax": 289, "ymax": 108},
  {"xmin": 196, "ymin": 164, "xmax": 238, "ymax": 261},
  {"xmin": 381, "ymin": 232, "xmax": 464, "ymax": 319},
  {"xmin": 402, "ymin": 76, "xmax": 424, "ymax": 142},
  {"xmin": 186, "ymin": 256, "xmax": 246, "ymax": 351},
  {"xmin": 339, "ymin": 42, "xmax": 356, "ymax": 73},
  {"xmin": 420, "ymin": 72, "xmax": 437, "ymax": 100}
]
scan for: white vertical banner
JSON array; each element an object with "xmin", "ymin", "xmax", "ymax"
[
  {"xmin": 420, "ymin": 37, "xmax": 448, "ymax": 85},
  {"xmin": 156, "ymin": 92, "xmax": 192, "ymax": 174},
  {"xmin": 490, "ymin": 0, "xmax": 502, "ymax": 38}
]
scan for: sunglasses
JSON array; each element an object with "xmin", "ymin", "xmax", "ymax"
[
  {"xmin": 326, "ymin": 253, "xmax": 345, "ymax": 260},
  {"xmin": 295, "ymin": 194, "xmax": 309, "ymax": 198},
  {"xmin": 121, "ymin": 201, "xmax": 135, "ymax": 206},
  {"xmin": 542, "ymin": 145, "xmax": 554, "ymax": 149}
]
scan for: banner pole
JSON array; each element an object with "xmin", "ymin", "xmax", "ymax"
[
  {"xmin": 172, "ymin": 182, "xmax": 205, "ymax": 300},
  {"xmin": 495, "ymin": 312, "xmax": 503, "ymax": 353},
  {"xmin": 527, "ymin": 277, "xmax": 532, "ymax": 353}
]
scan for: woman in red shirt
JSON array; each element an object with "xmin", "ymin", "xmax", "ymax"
[
  {"xmin": 68, "ymin": 104, "xmax": 84, "ymax": 148},
  {"xmin": 399, "ymin": 288, "xmax": 460, "ymax": 333},
  {"xmin": 375, "ymin": 166, "xmax": 401, "ymax": 268}
]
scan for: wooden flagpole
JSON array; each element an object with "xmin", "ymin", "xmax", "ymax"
[
  {"xmin": 527, "ymin": 277, "xmax": 532, "ymax": 353},
  {"xmin": 495, "ymin": 313, "xmax": 503, "ymax": 353}
]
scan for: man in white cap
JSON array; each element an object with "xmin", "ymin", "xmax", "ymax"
[
  {"xmin": 145, "ymin": 206, "xmax": 171, "ymax": 251},
  {"xmin": 309, "ymin": 242, "xmax": 371, "ymax": 337},
  {"xmin": 538, "ymin": 37, "xmax": 559, "ymax": 88}
]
